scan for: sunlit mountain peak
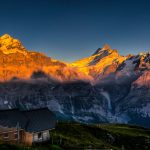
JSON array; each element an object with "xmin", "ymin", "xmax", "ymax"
[
  {"xmin": 101, "ymin": 43, "xmax": 111, "ymax": 50},
  {"xmin": 0, "ymin": 34, "xmax": 26, "ymax": 55}
]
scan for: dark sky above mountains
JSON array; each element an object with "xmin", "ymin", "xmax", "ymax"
[{"xmin": 0, "ymin": 0, "xmax": 150, "ymax": 62}]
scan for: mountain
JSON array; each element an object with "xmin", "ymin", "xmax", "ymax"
[
  {"xmin": 0, "ymin": 34, "xmax": 91, "ymax": 82},
  {"xmin": 71, "ymin": 44, "xmax": 126, "ymax": 79},
  {"xmin": 0, "ymin": 34, "xmax": 150, "ymax": 128}
]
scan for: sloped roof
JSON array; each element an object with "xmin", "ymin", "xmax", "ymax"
[
  {"xmin": 23, "ymin": 108, "xmax": 56, "ymax": 132},
  {"xmin": 0, "ymin": 108, "xmax": 56, "ymax": 132},
  {"xmin": 0, "ymin": 109, "xmax": 28, "ymax": 129}
]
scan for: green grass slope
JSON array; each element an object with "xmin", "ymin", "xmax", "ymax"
[
  {"xmin": 50, "ymin": 122, "xmax": 150, "ymax": 150},
  {"xmin": 0, "ymin": 122, "xmax": 150, "ymax": 150}
]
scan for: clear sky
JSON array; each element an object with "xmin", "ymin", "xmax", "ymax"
[{"xmin": 0, "ymin": 0, "xmax": 150, "ymax": 62}]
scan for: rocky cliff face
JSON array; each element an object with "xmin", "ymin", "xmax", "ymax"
[
  {"xmin": 0, "ymin": 34, "xmax": 150, "ymax": 127},
  {"xmin": 0, "ymin": 34, "xmax": 91, "ymax": 81}
]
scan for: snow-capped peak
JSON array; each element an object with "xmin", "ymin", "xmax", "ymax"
[{"xmin": 92, "ymin": 44, "xmax": 112, "ymax": 55}]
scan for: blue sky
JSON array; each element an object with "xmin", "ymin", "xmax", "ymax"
[{"xmin": 0, "ymin": 0, "xmax": 150, "ymax": 62}]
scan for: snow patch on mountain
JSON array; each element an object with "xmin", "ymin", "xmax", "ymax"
[
  {"xmin": 47, "ymin": 100, "xmax": 64, "ymax": 114},
  {"xmin": 137, "ymin": 104, "xmax": 150, "ymax": 117},
  {"xmin": 88, "ymin": 105, "xmax": 106, "ymax": 115},
  {"xmin": 100, "ymin": 89, "xmax": 112, "ymax": 111},
  {"xmin": 108, "ymin": 114, "xmax": 130, "ymax": 124},
  {"xmin": 75, "ymin": 116, "xmax": 94, "ymax": 122},
  {"xmin": 120, "ymin": 59, "xmax": 136, "ymax": 74}
]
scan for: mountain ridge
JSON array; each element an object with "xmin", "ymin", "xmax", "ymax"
[
  {"xmin": 0, "ymin": 34, "xmax": 150, "ymax": 128},
  {"xmin": 0, "ymin": 34, "xmax": 93, "ymax": 82},
  {"xmin": 0, "ymin": 34, "xmax": 150, "ymax": 82}
]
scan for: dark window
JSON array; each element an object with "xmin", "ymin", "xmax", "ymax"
[
  {"xmin": 38, "ymin": 133, "xmax": 42, "ymax": 139},
  {"xmin": 4, "ymin": 133, "xmax": 9, "ymax": 138},
  {"xmin": 14, "ymin": 133, "xmax": 18, "ymax": 139}
]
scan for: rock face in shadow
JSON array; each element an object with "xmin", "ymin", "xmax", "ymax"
[
  {"xmin": 0, "ymin": 34, "xmax": 150, "ymax": 127},
  {"xmin": 0, "ymin": 75, "xmax": 150, "ymax": 128}
]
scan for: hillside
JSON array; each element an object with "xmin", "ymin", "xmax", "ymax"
[
  {"xmin": 0, "ymin": 122, "xmax": 150, "ymax": 150},
  {"xmin": 50, "ymin": 122, "xmax": 150, "ymax": 150}
]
